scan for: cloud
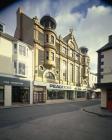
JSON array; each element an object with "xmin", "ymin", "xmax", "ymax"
[
  {"xmin": 76, "ymin": 5, "xmax": 112, "ymax": 73},
  {"xmin": 0, "ymin": 0, "xmax": 112, "ymax": 73}
]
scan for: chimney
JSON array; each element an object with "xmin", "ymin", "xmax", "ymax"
[
  {"xmin": 109, "ymin": 35, "xmax": 112, "ymax": 43},
  {"xmin": 0, "ymin": 22, "xmax": 5, "ymax": 32}
]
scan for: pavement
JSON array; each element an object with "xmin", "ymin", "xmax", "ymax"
[
  {"xmin": 0, "ymin": 99, "xmax": 99, "ymax": 109},
  {"xmin": 83, "ymin": 104, "xmax": 112, "ymax": 117}
]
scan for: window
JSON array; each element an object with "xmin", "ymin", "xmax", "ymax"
[
  {"xmin": 101, "ymin": 75, "xmax": 103, "ymax": 79},
  {"xmin": 75, "ymin": 53, "xmax": 79, "ymax": 61},
  {"xmin": 19, "ymin": 63, "xmax": 25, "ymax": 75},
  {"xmin": 19, "ymin": 45, "xmax": 26, "ymax": 56},
  {"xmin": 69, "ymin": 49, "xmax": 73, "ymax": 57},
  {"xmin": 101, "ymin": 61, "xmax": 104, "ymax": 65},
  {"xmin": 51, "ymin": 35, "xmax": 54, "ymax": 44},
  {"xmin": 27, "ymin": 48, "xmax": 29, "ymax": 56},
  {"xmin": 45, "ymin": 72, "xmax": 55, "ymax": 80},
  {"xmin": 14, "ymin": 44, "xmax": 17, "ymax": 53},
  {"xmin": 45, "ymin": 34, "xmax": 49, "ymax": 43},
  {"xmin": 100, "ymin": 68, "xmax": 103, "ymax": 72},
  {"xmin": 0, "ymin": 24, "xmax": 3, "ymax": 32},
  {"xmin": 75, "ymin": 66, "xmax": 80, "ymax": 85},
  {"xmin": 14, "ymin": 61, "xmax": 17, "ymax": 73},
  {"xmin": 46, "ymin": 51, "xmax": 49, "ymax": 60},
  {"xmin": 38, "ymin": 31, "xmax": 44, "ymax": 45},
  {"xmin": 63, "ymin": 60, "xmax": 67, "ymax": 81},
  {"xmin": 51, "ymin": 52, "xmax": 54, "ymax": 61},
  {"xmin": 101, "ymin": 54, "xmax": 104, "ymax": 58},
  {"xmin": 69, "ymin": 63, "xmax": 73, "ymax": 82},
  {"xmin": 62, "ymin": 46, "xmax": 67, "ymax": 54}
]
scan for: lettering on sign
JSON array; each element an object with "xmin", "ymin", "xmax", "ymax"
[{"xmin": 49, "ymin": 84, "xmax": 71, "ymax": 89}]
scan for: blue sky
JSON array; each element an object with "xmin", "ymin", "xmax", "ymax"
[{"xmin": 0, "ymin": 0, "xmax": 112, "ymax": 73}]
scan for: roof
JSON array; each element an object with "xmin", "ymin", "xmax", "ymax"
[
  {"xmin": 0, "ymin": 32, "xmax": 32, "ymax": 49},
  {"xmin": 96, "ymin": 82, "xmax": 112, "ymax": 88},
  {"xmin": 97, "ymin": 42, "xmax": 112, "ymax": 53},
  {"xmin": 63, "ymin": 33, "xmax": 72, "ymax": 43}
]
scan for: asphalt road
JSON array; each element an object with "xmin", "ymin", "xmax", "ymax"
[{"xmin": 0, "ymin": 99, "xmax": 112, "ymax": 140}]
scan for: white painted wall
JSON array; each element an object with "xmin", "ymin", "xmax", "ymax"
[
  {"xmin": 89, "ymin": 73, "xmax": 97, "ymax": 88},
  {"xmin": 101, "ymin": 89, "xmax": 107, "ymax": 108},
  {"xmin": 101, "ymin": 50, "xmax": 112, "ymax": 83},
  {"xmin": 0, "ymin": 36, "xmax": 13, "ymax": 75}
]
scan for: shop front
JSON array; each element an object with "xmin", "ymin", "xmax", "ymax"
[
  {"xmin": 47, "ymin": 83, "xmax": 74, "ymax": 100},
  {"xmin": 97, "ymin": 83, "xmax": 112, "ymax": 111},
  {"xmin": 107, "ymin": 89, "xmax": 112, "ymax": 111},
  {"xmin": 33, "ymin": 86, "xmax": 46, "ymax": 103},
  {"xmin": 0, "ymin": 76, "xmax": 30, "ymax": 106},
  {"xmin": 33, "ymin": 82, "xmax": 88, "ymax": 103}
]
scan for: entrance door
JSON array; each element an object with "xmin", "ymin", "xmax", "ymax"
[
  {"xmin": 12, "ymin": 86, "xmax": 29, "ymax": 104},
  {"xmin": 0, "ymin": 87, "xmax": 4, "ymax": 106},
  {"xmin": 107, "ymin": 89, "xmax": 112, "ymax": 111},
  {"xmin": 33, "ymin": 92, "xmax": 46, "ymax": 103}
]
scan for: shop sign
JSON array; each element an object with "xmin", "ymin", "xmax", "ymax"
[
  {"xmin": 48, "ymin": 83, "xmax": 72, "ymax": 90},
  {"xmin": 3, "ymin": 81, "xmax": 24, "ymax": 86},
  {"xmin": 0, "ymin": 76, "xmax": 30, "ymax": 86}
]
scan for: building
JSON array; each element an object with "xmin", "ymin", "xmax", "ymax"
[
  {"xmin": 0, "ymin": 29, "xmax": 33, "ymax": 106},
  {"xmin": 88, "ymin": 72, "xmax": 100, "ymax": 99},
  {"xmin": 14, "ymin": 8, "xmax": 90, "ymax": 103},
  {"xmin": 97, "ymin": 35, "xmax": 112, "ymax": 111}
]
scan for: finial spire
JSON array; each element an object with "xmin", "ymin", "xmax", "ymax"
[{"xmin": 69, "ymin": 27, "xmax": 73, "ymax": 34}]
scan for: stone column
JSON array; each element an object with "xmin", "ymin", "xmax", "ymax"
[
  {"xmin": 4, "ymin": 85, "xmax": 12, "ymax": 106},
  {"xmin": 30, "ymin": 81, "xmax": 33, "ymax": 104},
  {"xmin": 101, "ymin": 89, "xmax": 107, "ymax": 108}
]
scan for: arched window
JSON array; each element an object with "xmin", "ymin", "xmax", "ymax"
[{"xmin": 45, "ymin": 72, "xmax": 55, "ymax": 80}]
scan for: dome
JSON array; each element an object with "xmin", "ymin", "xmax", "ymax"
[
  {"xmin": 40, "ymin": 15, "xmax": 56, "ymax": 29},
  {"xmin": 80, "ymin": 47, "xmax": 88, "ymax": 54}
]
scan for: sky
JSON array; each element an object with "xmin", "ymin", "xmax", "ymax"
[{"xmin": 0, "ymin": 0, "xmax": 112, "ymax": 73}]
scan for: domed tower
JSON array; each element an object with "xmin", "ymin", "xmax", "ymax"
[
  {"xmin": 80, "ymin": 47, "xmax": 90, "ymax": 78},
  {"xmin": 40, "ymin": 15, "xmax": 57, "ymax": 69}
]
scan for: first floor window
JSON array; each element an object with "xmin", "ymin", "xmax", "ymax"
[
  {"xmin": 14, "ymin": 61, "xmax": 17, "ymax": 73},
  {"xmin": 19, "ymin": 63, "xmax": 25, "ymax": 75},
  {"xmin": 51, "ymin": 35, "xmax": 54, "ymax": 44},
  {"xmin": 51, "ymin": 52, "xmax": 54, "ymax": 61},
  {"xmin": 46, "ymin": 51, "xmax": 49, "ymax": 60},
  {"xmin": 14, "ymin": 43, "xmax": 17, "ymax": 53}
]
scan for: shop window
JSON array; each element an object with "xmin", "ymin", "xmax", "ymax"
[
  {"xmin": 14, "ymin": 43, "xmax": 17, "ymax": 53},
  {"xmin": 19, "ymin": 62, "xmax": 26, "ymax": 75},
  {"xmin": 77, "ymin": 91, "xmax": 85, "ymax": 98},
  {"xmin": 51, "ymin": 52, "xmax": 54, "ymax": 61},
  {"xmin": 51, "ymin": 35, "xmax": 54, "ymax": 44},
  {"xmin": 45, "ymin": 72, "xmax": 55, "ymax": 80}
]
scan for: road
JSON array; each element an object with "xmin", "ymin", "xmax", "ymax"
[{"xmin": 0, "ymin": 99, "xmax": 112, "ymax": 140}]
